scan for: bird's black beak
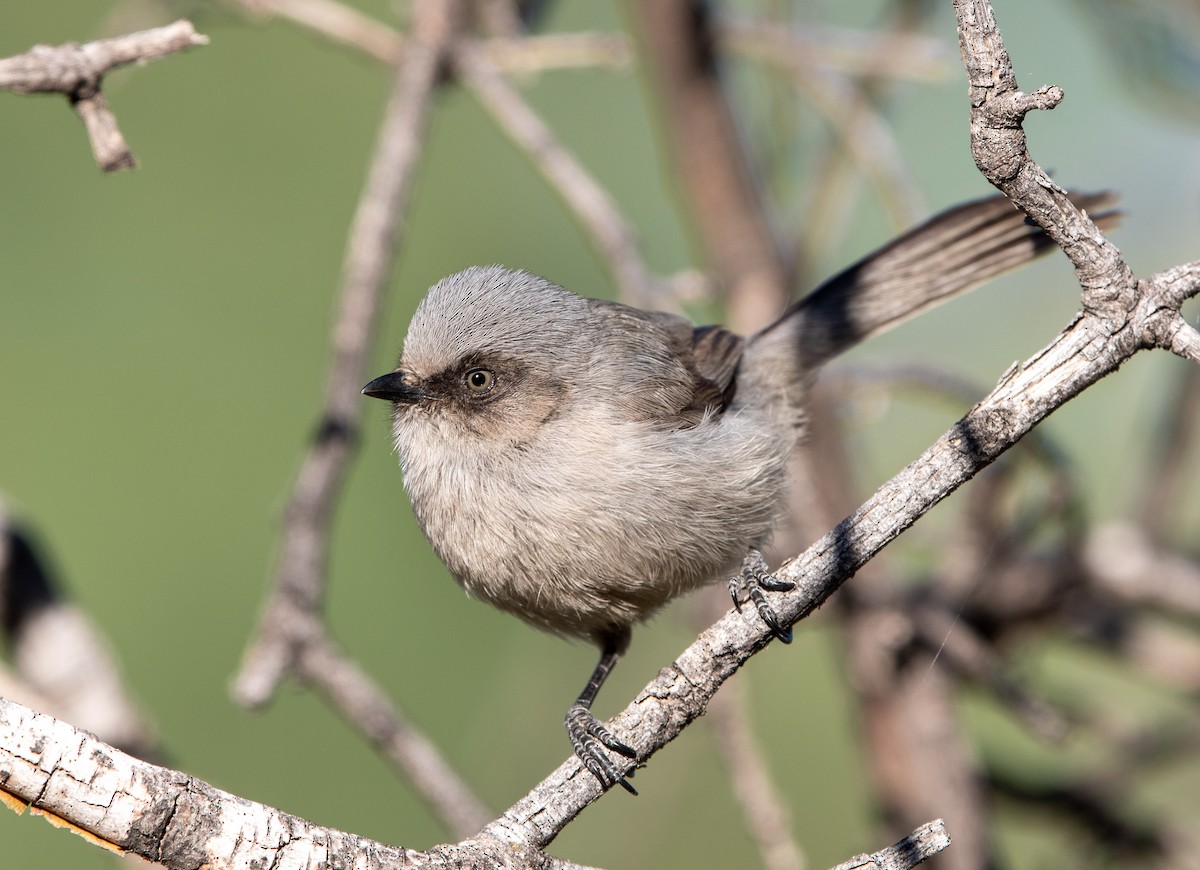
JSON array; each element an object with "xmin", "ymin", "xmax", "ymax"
[{"xmin": 362, "ymin": 371, "xmax": 423, "ymax": 404}]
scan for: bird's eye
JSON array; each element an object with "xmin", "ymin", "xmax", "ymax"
[{"xmin": 464, "ymin": 368, "xmax": 495, "ymax": 394}]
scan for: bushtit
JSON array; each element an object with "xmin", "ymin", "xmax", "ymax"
[{"xmin": 364, "ymin": 192, "xmax": 1114, "ymax": 793}]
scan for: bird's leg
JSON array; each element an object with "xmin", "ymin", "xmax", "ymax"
[
  {"xmin": 565, "ymin": 630, "xmax": 638, "ymax": 795},
  {"xmin": 729, "ymin": 550, "xmax": 795, "ymax": 643}
]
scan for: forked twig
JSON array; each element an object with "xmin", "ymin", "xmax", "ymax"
[{"xmin": 0, "ymin": 20, "xmax": 207, "ymax": 170}]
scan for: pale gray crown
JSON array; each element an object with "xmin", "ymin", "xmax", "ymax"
[{"xmin": 402, "ymin": 265, "xmax": 589, "ymax": 374}]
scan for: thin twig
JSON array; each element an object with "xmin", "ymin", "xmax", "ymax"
[
  {"xmin": 720, "ymin": 18, "xmax": 952, "ymax": 84},
  {"xmin": 297, "ymin": 638, "xmax": 491, "ymax": 838},
  {"xmin": 0, "ymin": 20, "xmax": 207, "ymax": 92},
  {"xmin": 0, "ymin": 20, "xmax": 207, "ymax": 170},
  {"xmin": 455, "ymin": 40, "xmax": 661, "ymax": 307},
  {"xmin": 724, "ymin": 14, "xmax": 928, "ymax": 236},
  {"xmin": 235, "ymin": 0, "xmax": 458, "ymax": 705},
  {"xmin": 955, "ymin": 0, "xmax": 1135, "ymax": 299},
  {"xmin": 1083, "ymin": 522, "xmax": 1200, "ymax": 617},
  {"xmin": 706, "ymin": 678, "xmax": 805, "ymax": 870},
  {"xmin": 230, "ymin": 0, "xmax": 631, "ymax": 73},
  {"xmin": 233, "ymin": 0, "xmax": 402, "ymax": 63},
  {"xmin": 783, "ymin": 7, "xmax": 938, "ymax": 286},
  {"xmin": 485, "ymin": 33, "xmax": 632, "ymax": 75},
  {"xmin": 792, "ymin": 64, "xmax": 924, "ymax": 239}
]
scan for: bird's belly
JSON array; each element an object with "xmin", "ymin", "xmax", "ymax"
[{"xmin": 401, "ymin": 413, "xmax": 792, "ymax": 640}]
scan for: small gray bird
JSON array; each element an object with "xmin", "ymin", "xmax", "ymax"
[{"xmin": 364, "ymin": 192, "xmax": 1114, "ymax": 793}]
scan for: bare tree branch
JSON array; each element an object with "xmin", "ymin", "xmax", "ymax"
[
  {"xmin": 234, "ymin": 0, "xmax": 457, "ymax": 707},
  {"xmin": 722, "ymin": 14, "xmax": 928, "ymax": 235},
  {"xmin": 232, "ymin": 0, "xmax": 403, "ymax": 63},
  {"xmin": 954, "ymin": 0, "xmax": 1135, "ymax": 298},
  {"xmin": 483, "ymin": 33, "xmax": 632, "ymax": 75},
  {"xmin": 0, "ymin": 20, "xmax": 207, "ymax": 170},
  {"xmin": 1083, "ymin": 522, "xmax": 1200, "ymax": 617},
  {"xmin": 781, "ymin": 53, "xmax": 925, "ymax": 233},
  {"xmin": 1, "ymin": 694, "xmax": 944, "ymax": 870},
  {"xmin": 828, "ymin": 819, "xmax": 951, "ymax": 870},
  {"xmin": 0, "ymin": 696, "xmax": 601, "ymax": 870},
  {"xmin": 231, "ymin": 0, "xmax": 656, "ymax": 310}
]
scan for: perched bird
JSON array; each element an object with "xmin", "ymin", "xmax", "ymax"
[{"xmin": 364, "ymin": 192, "xmax": 1115, "ymax": 793}]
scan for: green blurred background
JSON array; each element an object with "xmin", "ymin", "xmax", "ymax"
[{"xmin": 3, "ymin": 1, "xmax": 1200, "ymax": 867}]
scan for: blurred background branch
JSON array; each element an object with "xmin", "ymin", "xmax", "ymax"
[
  {"xmin": 230, "ymin": 0, "xmax": 491, "ymax": 838},
  {"xmin": 0, "ymin": 504, "xmax": 158, "ymax": 759}
]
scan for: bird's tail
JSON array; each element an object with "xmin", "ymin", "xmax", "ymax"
[{"xmin": 743, "ymin": 191, "xmax": 1119, "ymax": 389}]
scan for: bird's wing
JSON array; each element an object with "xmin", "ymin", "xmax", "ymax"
[
  {"xmin": 586, "ymin": 299, "xmax": 737, "ymax": 427},
  {"xmin": 690, "ymin": 324, "xmax": 745, "ymax": 409}
]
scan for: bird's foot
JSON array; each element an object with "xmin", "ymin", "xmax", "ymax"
[
  {"xmin": 729, "ymin": 550, "xmax": 794, "ymax": 643},
  {"xmin": 566, "ymin": 702, "xmax": 638, "ymax": 795}
]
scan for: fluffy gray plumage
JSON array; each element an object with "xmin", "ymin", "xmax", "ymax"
[{"xmin": 394, "ymin": 265, "xmax": 793, "ymax": 647}]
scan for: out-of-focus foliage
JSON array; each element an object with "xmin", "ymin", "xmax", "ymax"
[{"xmin": 1085, "ymin": 0, "xmax": 1200, "ymax": 122}]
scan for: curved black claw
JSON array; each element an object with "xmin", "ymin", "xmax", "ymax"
[
  {"xmin": 729, "ymin": 550, "xmax": 795, "ymax": 643},
  {"xmin": 566, "ymin": 702, "xmax": 638, "ymax": 795}
]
